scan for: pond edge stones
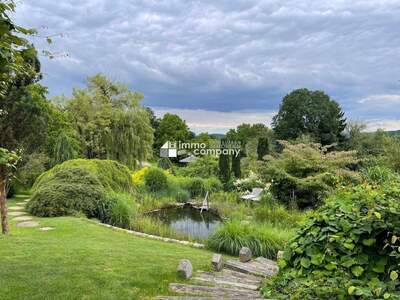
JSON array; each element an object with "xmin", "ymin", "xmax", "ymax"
[
  {"xmin": 212, "ymin": 253, "xmax": 223, "ymax": 271},
  {"xmin": 239, "ymin": 247, "xmax": 252, "ymax": 262},
  {"xmin": 177, "ymin": 259, "xmax": 193, "ymax": 279}
]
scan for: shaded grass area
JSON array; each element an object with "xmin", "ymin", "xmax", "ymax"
[{"xmin": 0, "ymin": 196, "xmax": 214, "ymax": 300}]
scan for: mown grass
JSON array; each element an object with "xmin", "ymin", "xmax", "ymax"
[{"xmin": 0, "ymin": 196, "xmax": 215, "ymax": 300}]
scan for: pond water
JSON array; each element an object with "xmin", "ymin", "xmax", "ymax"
[{"xmin": 150, "ymin": 206, "xmax": 222, "ymax": 239}]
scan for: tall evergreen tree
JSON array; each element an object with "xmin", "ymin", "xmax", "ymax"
[
  {"xmin": 231, "ymin": 154, "xmax": 241, "ymax": 178},
  {"xmin": 218, "ymin": 153, "xmax": 231, "ymax": 183},
  {"xmin": 257, "ymin": 137, "xmax": 269, "ymax": 160}
]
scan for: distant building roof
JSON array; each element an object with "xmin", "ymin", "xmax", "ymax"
[{"xmin": 179, "ymin": 155, "xmax": 198, "ymax": 163}]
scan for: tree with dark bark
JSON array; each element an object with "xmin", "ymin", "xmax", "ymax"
[{"xmin": 0, "ymin": 148, "xmax": 19, "ymax": 234}]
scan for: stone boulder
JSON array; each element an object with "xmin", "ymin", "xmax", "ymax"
[
  {"xmin": 239, "ymin": 247, "xmax": 252, "ymax": 262},
  {"xmin": 177, "ymin": 259, "xmax": 193, "ymax": 279},
  {"xmin": 211, "ymin": 254, "xmax": 223, "ymax": 271}
]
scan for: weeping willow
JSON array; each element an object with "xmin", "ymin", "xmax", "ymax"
[
  {"xmin": 53, "ymin": 132, "xmax": 79, "ymax": 165},
  {"xmin": 106, "ymin": 108, "xmax": 153, "ymax": 170}
]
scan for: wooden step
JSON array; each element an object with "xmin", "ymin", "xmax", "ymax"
[
  {"xmin": 169, "ymin": 283, "xmax": 261, "ymax": 298},
  {"xmin": 224, "ymin": 259, "xmax": 278, "ymax": 278},
  {"xmin": 193, "ymin": 269, "xmax": 261, "ymax": 290}
]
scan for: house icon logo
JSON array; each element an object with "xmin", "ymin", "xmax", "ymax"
[{"xmin": 160, "ymin": 141, "xmax": 177, "ymax": 158}]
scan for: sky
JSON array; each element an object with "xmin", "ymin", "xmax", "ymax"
[{"xmin": 14, "ymin": 0, "xmax": 400, "ymax": 133}]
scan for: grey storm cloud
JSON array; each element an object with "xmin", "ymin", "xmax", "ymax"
[{"xmin": 14, "ymin": 0, "xmax": 400, "ymax": 130}]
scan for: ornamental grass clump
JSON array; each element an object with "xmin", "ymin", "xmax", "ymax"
[
  {"xmin": 208, "ymin": 220, "xmax": 293, "ymax": 259},
  {"xmin": 262, "ymin": 181, "xmax": 400, "ymax": 300}
]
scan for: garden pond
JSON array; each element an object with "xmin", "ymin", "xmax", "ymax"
[{"xmin": 149, "ymin": 206, "xmax": 222, "ymax": 239}]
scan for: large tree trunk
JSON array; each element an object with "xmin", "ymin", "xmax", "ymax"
[{"xmin": 0, "ymin": 166, "xmax": 9, "ymax": 234}]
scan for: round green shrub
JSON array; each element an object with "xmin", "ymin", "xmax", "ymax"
[
  {"xmin": 27, "ymin": 167, "xmax": 112, "ymax": 220},
  {"xmin": 263, "ymin": 182, "xmax": 400, "ymax": 299},
  {"xmin": 144, "ymin": 167, "xmax": 168, "ymax": 192},
  {"xmin": 28, "ymin": 159, "xmax": 134, "ymax": 221},
  {"xmin": 33, "ymin": 159, "xmax": 133, "ymax": 194}
]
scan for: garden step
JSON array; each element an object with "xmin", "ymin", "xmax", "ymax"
[
  {"xmin": 224, "ymin": 258, "xmax": 278, "ymax": 278},
  {"xmin": 193, "ymin": 270, "xmax": 261, "ymax": 290},
  {"xmin": 169, "ymin": 283, "xmax": 261, "ymax": 298}
]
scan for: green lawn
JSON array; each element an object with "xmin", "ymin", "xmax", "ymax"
[{"xmin": 0, "ymin": 196, "xmax": 214, "ymax": 300}]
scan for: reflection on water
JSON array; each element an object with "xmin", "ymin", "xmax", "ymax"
[{"xmin": 151, "ymin": 206, "xmax": 222, "ymax": 239}]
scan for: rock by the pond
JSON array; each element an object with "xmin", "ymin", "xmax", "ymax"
[
  {"xmin": 8, "ymin": 211, "xmax": 26, "ymax": 216},
  {"xmin": 177, "ymin": 259, "xmax": 193, "ymax": 279},
  {"xmin": 239, "ymin": 247, "xmax": 252, "ymax": 263},
  {"xmin": 12, "ymin": 216, "xmax": 33, "ymax": 221},
  {"xmin": 212, "ymin": 253, "xmax": 223, "ymax": 271},
  {"xmin": 277, "ymin": 250, "xmax": 284, "ymax": 260},
  {"xmin": 16, "ymin": 221, "xmax": 39, "ymax": 228},
  {"xmin": 40, "ymin": 227, "xmax": 55, "ymax": 231},
  {"xmin": 8, "ymin": 206, "xmax": 24, "ymax": 211}
]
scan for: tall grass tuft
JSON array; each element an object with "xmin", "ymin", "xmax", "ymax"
[
  {"xmin": 107, "ymin": 193, "xmax": 137, "ymax": 228},
  {"xmin": 208, "ymin": 220, "xmax": 294, "ymax": 259}
]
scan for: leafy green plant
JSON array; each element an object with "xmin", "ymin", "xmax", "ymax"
[
  {"xmin": 258, "ymin": 141, "xmax": 359, "ymax": 208},
  {"xmin": 144, "ymin": 167, "xmax": 168, "ymax": 192},
  {"xmin": 262, "ymin": 182, "xmax": 400, "ymax": 300}
]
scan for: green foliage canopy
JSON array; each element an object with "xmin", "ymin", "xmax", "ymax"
[
  {"xmin": 258, "ymin": 141, "xmax": 359, "ymax": 208},
  {"xmin": 272, "ymin": 89, "xmax": 346, "ymax": 145}
]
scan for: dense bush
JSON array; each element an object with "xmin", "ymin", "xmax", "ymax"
[
  {"xmin": 258, "ymin": 141, "xmax": 359, "ymax": 208},
  {"xmin": 33, "ymin": 159, "xmax": 133, "ymax": 193},
  {"xmin": 177, "ymin": 156, "xmax": 219, "ymax": 178},
  {"xmin": 262, "ymin": 182, "xmax": 400, "ymax": 300},
  {"xmin": 18, "ymin": 152, "xmax": 49, "ymax": 187},
  {"xmin": 144, "ymin": 167, "xmax": 168, "ymax": 192},
  {"xmin": 208, "ymin": 220, "xmax": 293, "ymax": 259},
  {"xmin": 28, "ymin": 167, "xmax": 112, "ymax": 220},
  {"xmin": 233, "ymin": 171, "xmax": 264, "ymax": 192},
  {"xmin": 28, "ymin": 159, "xmax": 133, "ymax": 221}
]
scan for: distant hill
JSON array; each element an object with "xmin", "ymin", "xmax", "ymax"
[
  {"xmin": 387, "ymin": 130, "xmax": 400, "ymax": 136},
  {"xmin": 209, "ymin": 133, "xmax": 226, "ymax": 139}
]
